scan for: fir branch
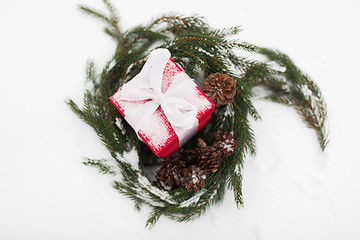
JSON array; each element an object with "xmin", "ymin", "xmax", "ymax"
[
  {"xmin": 211, "ymin": 26, "xmax": 242, "ymax": 37},
  {"xmin": 103, "ymin": 0, "xmax": 121, "ymax": 38},
  {"xmin": 146, "ymin": 209, "xmax": 163, "ymax": 228},
  {"xmin": 83, "ymin": 158, "xmax": 116, "ymax": 175},
  {"xmin": 100, "ymin": 62, "xmax": 112, "ymax": 120},
  {"xmin": 228, "ymin": 164, "xmax": 243, "ymax": 207},
  {"xmin": 149, "ymin": 15, "xmax": 209, "ymax": 34},
  {"xmin": 79, "ymin": 0, "xmax": 122, "ymax": 40},
  {"xmin": 225, "ymin": 84, "xmax": 256, "ymax": 207},
  {"xmin": 85, "ymin": 60, "xmax": 96, "ymax": 83},
  {"xmin": 258, "ymin": 48, "xmax": 329, "ymax": 150},
  {"xmin": 104, "ymin": 27, "xmax": 117, "ymax": 39},
  {"xmin": 78, "ymin": 5, "xmax": 112, "ymax": 25}
]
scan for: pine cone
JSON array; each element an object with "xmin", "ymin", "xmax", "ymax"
[
  {"xmin": 156, "ymin": 156, "xmax": 186, "ymax": 190},
  {"xmin": 180, "ymin": 165, "xmax": 206, "ymax": 192},
  {"xmin": 156, "ymin": 152, "xmax": 206, "ymax": 192},
  {"xmin": 214, "ymin": 132, "xmax": 238, "ymax": 156},
  {"xmin": 179, "ymin": 149, "xmax": 197, "ymax": 165},
  {"xmin": 197, "ymin": 145, "xmax": 222, "ymax": 173},
  {"xmin": 203, "ymin": 73, "xmax": 236, "ymax": 107},
  {"xmin": 155, "ymin": 134, "xmax": 237, "ymax": 191}
]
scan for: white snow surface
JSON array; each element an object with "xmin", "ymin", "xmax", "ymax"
[{"xmin": 1, "ymin": 0, "xmax": 360, "ymax": 239}]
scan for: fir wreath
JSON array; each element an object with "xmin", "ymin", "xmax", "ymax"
[{"xmin": 67, "ymin": 0, "xmax": 328, "ymax": 227}]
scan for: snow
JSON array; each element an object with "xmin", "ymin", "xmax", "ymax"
[
  {"xmin": 1, "ymin": 0, "xmax": 360, "ymax": 239},
  {"xmin": 179, "ymin": 189, "xmax": 206, "ymax": 208},
  {"xmin": 221, "ymin": 139, "xmax": 235, "ymax": 153},
  {"xmin": 192, "ymin": 172, "xmax": 199, "ymax": 184},
  {"xmin": 300, "ymin": 84, "xmax": 313, "ymax": 99},
  {"xmin": 223, "ymin": 103, "xmax": 234, "ymax": 117},
  {"xmin": 115, "ymin": 118, "xmax": 126, "ymax": 135},
  {"xmin": 116, "ymin": 150, "xmax": 139, "ymax": 171},
  {"xmin": 131, "ymin": 187, "xmax": 166, "ymax": 208},
  {"xmin": 137, "ymin": 175, "xmax": 177, "ymax": 205}
]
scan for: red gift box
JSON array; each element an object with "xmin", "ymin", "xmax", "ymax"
[{"xmin": 110, "ymin": 49, "xmax": 214, "ymax": 158}]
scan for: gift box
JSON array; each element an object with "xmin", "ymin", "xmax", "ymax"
[{"xmin": 110, "ymin": 49, "xmax": 215, "ymax": 158}]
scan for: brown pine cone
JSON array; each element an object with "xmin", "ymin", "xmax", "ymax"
[
  {"xmin": 178, "ymin": 149, "xmax": 197, "ymax": 165},
  {"xmin": 156, "ymin": 156, "xmax": 207, "ymax": 192},
  {"xmin": 214, "ymin": 132, "xmax": 238, "ymax": 156},
  {"xmin": 180, "ymin": 165, "xmax": 206, "ymax": 192},
  {"xmin": 155, "ymin": 134, "xmax": 237, "ymax": 191},
  {"xmin": 197, "ymin": 145, "xmax": 222, "ymax": 173},
  {"xmin": 203, "ymin": 73, "xmax": 236, "ymax": 107},
  {"xmin": 156, "ymin": 156, "xmax": 186, "ymax": 190}
]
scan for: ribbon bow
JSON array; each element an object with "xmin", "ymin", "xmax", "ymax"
[{"xmin": 120, "ymin": 49, "xmax": 198, "ymax": 138}]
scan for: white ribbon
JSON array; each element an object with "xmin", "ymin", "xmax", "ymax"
[{"xmin": 120, "ymin": 49, "xmax": 198, "ymax": 146}]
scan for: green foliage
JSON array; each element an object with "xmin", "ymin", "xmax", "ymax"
[
  {"xmin": 255, "ymin": 48, "xmax": 329, "ymax": 150},
  {"xmin": 68, "ymin": 0, "xmax": 329, "ymax": 227},
  {"xmin": 83, "ymin": 158, "xmax": 116, "ymax": 175}
]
